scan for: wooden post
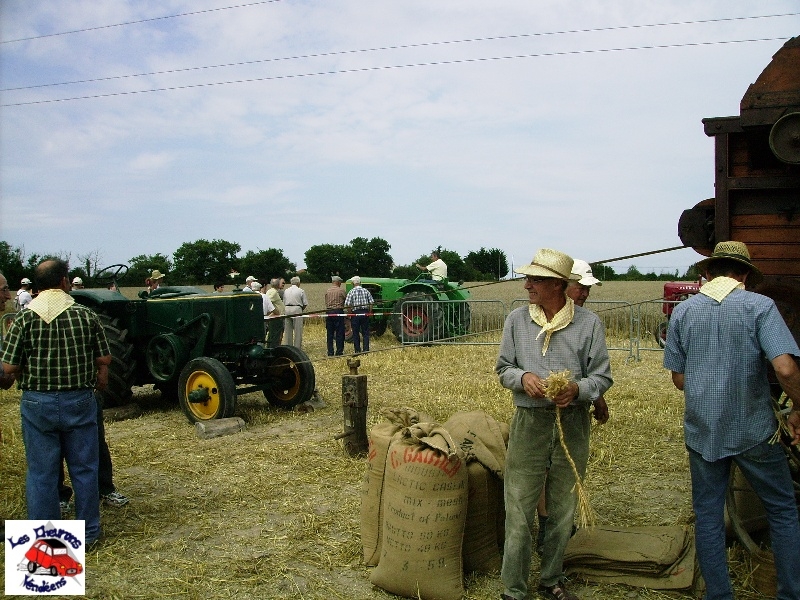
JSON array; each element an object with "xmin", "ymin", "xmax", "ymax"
[{"xmin": 335, "ymin": 358, "xmax": 369, "ymax": 456}]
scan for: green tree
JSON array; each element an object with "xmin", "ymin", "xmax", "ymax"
[
  {"xmin": 304, "ymin": 243, "xmax": 353, "ymax": 281},
  {"xmin": 127, "ymin": 253, "xmax": 174, "ymax": 288},
  {"xmin": 173, "ymin": 239, "xmax": 241, "ymax": 285},
  {"xmin": 465, "ymin": 247, "xmax": 508, "ymax": 280},
  {"xmin": 0, "ymin": 241, "xmax": 26, "ymax": 286},
  {"xmin": 350, "ymin": 237, "xmax": 393, "ymax": 277},
  {"xmin": 239, "ymin": 248, "xmax": 295, "ymax": 284},
  {"xmin": 305, "ymin": 237, "xmax": 393, "ymax": 280}
]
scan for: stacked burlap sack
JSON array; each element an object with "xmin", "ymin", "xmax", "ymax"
[
  {"xmin": 361, "ymin": 408, "xmax": 508, "ymax": 600},
  {"xmin": 563, "ymin": 525, "xmax": 696, "ymax": 590}
]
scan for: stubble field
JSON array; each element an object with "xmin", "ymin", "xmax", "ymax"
[{"xmin": 0, "ymin": 281, "xmax": 767, "ymax": 599}]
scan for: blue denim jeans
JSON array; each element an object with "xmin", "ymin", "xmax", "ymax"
[
  {"xmin": 326, "ymin": 313, "xmax": 345, "ymax": 356},
  {"xmin": 502, "ymin": 405, "xmax": 591, "ymax": 599},
  {"xmin": 351, "ymin": 311, "xmax": 370, "ymax": 353},
  {"xmin": 688, "ymin": 442, "xmax": 800, "ymax": 600},
  {"xmin": 21, "ymin": 389, "xmax": 101, "ymax": 544}
]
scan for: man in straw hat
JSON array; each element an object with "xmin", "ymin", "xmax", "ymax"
[
  {"xmin": 664, "ymin": 240, "xmax": 800, "ymax": 599},
  {"xmin": 535, "ymin": 258, "xmax": 610, "ymax": 556},
  {"xmin": 497, "ymin": 248, "xmax": 613, "ymax": 600}
]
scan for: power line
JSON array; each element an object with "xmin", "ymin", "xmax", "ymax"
[
  {"xmin": 0, "ymin": 0, "xmax": 284, "ymax": 44},
  {"xmin": 2, "ymin": 12, "xmax": 796, "ymax": 92},
  {"xmin": 1, "ymin": 37, "xmax": 787, "ymax": 108}
]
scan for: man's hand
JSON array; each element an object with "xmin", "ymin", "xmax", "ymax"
[
  {"xmin": 592, "ymin": 396, "xmax": 609, "ymax": 424},
  {"xmin": 521, "ymin": 372, "xmax": 546, "ymax": 399},
  {"xmin": 788, "ymin": 409, "xmax": 800, "ymax": 446},
  {"xmin": 551, "ymin": 382, "xmax": 578, "ymax": 408},
  {"xmin": 0, "ymin": 371, "xmax": 16, "ymax": 390}
]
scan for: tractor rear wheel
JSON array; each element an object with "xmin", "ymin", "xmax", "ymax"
[
  {"xmin": 96, "ymin": 314, "xmax": 135, "ymax": 408},
  {"xmin": 263, "ymin": 345, "xmax": 315, "ymax": 409},
  {"xmin": 391, "ymin": 291, "xmax": 443, "ymax": 344},
  {"xmin": 178, "ymin": 357, "xmax": 236, "ymax": 423}
]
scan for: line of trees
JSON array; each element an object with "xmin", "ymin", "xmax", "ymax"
[
  {"xmin": 0, "ymin": 239, "xmax": 696, "ymax": 290},
  {"xmin": 0, "ymin": 239, "xmax": 512, "ymax": 288}
]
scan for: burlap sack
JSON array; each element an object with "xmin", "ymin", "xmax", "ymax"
[
  {"xmin": 443, "ymin": 411, "xmax": 507, "ymax": 477},
  {"xmin": 370, "ymin": 423, "xmax": 468, "ymax": 600},
  {"xmin": 462, "ymin": 461, "xmax": 503, "ymax": 573},
  {"xmin": 443, "ymin": 411, "xmax": 507, "ymax": 574},
  {"xmin": 361, "ymin": 408, "xmax": 432, "ymax": 566},
  {"xmin": 563, "ymin": 525, "xmax": 696, "ymax": 590}
]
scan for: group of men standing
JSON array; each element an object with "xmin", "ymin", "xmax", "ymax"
[{"xmin": 324, "ymin": 275, "xmax": 375, "ymax": 356}]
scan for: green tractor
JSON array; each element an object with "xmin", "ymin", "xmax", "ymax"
[
  {"xmin": 70, "ymin": 265, "xmax": 315, "ymax": 423},
  {"xmin": 344, "ymin": 274, "xmax": 471, "ymax": 344}
]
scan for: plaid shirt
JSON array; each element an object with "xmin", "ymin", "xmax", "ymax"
[
  {"xmin": 325, "ymin": 286, "xmax": 346, "ymax": 310},
  {"xmin": 344, "ymin": 286, "xmax": 374, "ymax": 310},
  {"xmin": 664, "ymin": 289, "xmax": 800, "ymax": 461},
  {"xmin": 1, "ymin": 303, "xmax": 111, "ymax": 391}
]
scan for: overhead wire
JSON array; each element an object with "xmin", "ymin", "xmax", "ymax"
[
  {"xmin": 0, "ymin": 36, "xmax": 788, "ymax": 107},
  {"xmin": 0, "ymin": 0, "xmax": 285, "ymax": 44},
  {"xmin": 2, "ymin": 12, "xmax": 797, "ymax": 92}
]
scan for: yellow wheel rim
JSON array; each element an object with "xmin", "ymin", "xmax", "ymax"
[
  {"xmin": 275, "ymin": 358, "xmax": 300, "ymax": 400},
  {"xmin": 184, "ymin": 369, "xmax": 221, "ymax": 420}
]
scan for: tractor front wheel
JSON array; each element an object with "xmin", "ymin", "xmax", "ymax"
[
  {"xmin": 177, "ymin": 357, "xmax": 237, "ymax": 423},
  {"xmin": 263, "ymin": 345, "xmax": 316, "ymax": 409}
]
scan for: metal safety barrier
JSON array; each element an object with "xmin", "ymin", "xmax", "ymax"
[{"xmin": 397, "ymin": 299, "xmax": 506, "ymax": 345}]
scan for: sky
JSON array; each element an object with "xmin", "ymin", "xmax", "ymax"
[{"xmin": 1, "ymin": 1, "xmax": 798, "ymax": 278}]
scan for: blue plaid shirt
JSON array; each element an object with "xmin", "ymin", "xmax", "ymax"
[
  {"xmin": 663, "ymin": 289, "xmax": 800, "ymax": 461},
  {"xmin": 344, "ymin": 286, "xmax": 374, "ymax": 311}
]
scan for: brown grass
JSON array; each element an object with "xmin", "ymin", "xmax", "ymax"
[{"xmin": 0, "ymin": 282, "xmax": 772, "ymax": 600}]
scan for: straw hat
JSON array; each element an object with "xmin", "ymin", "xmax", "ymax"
[
  {"xmin": 150, "ymin": 269, "xmax": 165, "ymax": 280},
  {"xmin": 695, "ymin": 241, "xmax": 763, "ymax": 286},
  {"xmin": 571, "ymin": 259, "xmax": 602, "ymax": 286},
  {"xmin": 516, "ymin": 248, "xmax": 580, "ymax": 281}
]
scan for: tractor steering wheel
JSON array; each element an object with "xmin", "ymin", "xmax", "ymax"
[{"xmin": 94, "ymin": 264, "xmax": 129, "ymax": 284}]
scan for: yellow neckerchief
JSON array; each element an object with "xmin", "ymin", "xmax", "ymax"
[
  {"xmin": 529, "ymin": 296, "xmax": 574, "ymax": 356},
  {"xmin": 27, "ymin": 288, "xmax": 75, "ymax": 324},
  {"xmin": 699, "ymin": 276, "xmax": 744, "ymax": 303}
]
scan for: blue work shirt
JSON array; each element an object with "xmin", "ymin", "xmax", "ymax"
[{"xmin": 663, "ymin": 288, "xmax": 799, "ymax": 461}]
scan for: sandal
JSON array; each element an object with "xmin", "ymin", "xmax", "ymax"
[{"xmin": 538, "ymin": 582, "xmax": 579, "ymax": 600}]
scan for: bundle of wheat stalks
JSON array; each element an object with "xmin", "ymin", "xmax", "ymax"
[{"xmin": 542, "ymin": 369, "xmax": 596, "ymax": 529}]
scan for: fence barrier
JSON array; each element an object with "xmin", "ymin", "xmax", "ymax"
[{"xmin": 368, "ymin": 297, "xmax": 677, "ymax": 361}]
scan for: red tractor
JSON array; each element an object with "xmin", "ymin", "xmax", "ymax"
[{"xmin": 655, "ymin": 281, "xmax": 701, "ymax": 347}]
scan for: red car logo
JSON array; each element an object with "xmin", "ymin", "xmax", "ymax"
[{"xmin": 24, "ymin": 539, "xmax": 83, "ymax": 577}]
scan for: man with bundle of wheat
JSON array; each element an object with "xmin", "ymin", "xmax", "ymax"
[{"xmin": 496, "ymin": 248, "xmax": 613, "ymax": 600}]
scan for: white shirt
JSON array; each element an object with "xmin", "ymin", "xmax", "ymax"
[
  {"xmin": 426, "ymin": 258, "xmax": 448, "ymax": 281},
  {"xmin": 16, "ymin": 289, "xmax": 32, "ymax": 310}
]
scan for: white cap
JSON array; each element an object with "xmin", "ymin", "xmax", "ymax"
[
  {"xmin": 571, "ymin": 259, "xmax": 602, "ymax": 286},
  {"xmin": 246, "ymin": 275, "xmax": 257, "ymax": 282},
  {"xmin": 72, "ymin": 277, "xmax": 83, "ymax": 285},
  {"xmin": 21, "ymin": 277, "xmax": 31, "ymax": 285},
  {"xmin": 351, "ymin": 275, "xmax": 361, "ymax": 285}
]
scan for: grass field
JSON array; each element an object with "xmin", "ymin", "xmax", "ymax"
[{"xmin": 0, "ymin": 281, "xmax": 773, "ymax": 600}]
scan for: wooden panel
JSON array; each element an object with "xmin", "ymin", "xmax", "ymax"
[{"xmin": 731, "ymin": 214, "xmax": 800, "ymax": 227}]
